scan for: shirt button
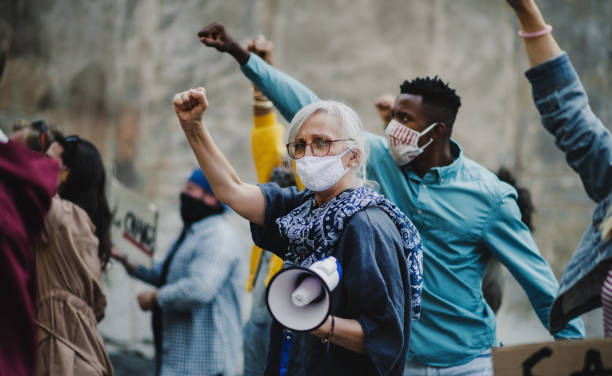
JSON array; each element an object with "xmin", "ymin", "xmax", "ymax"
[
  {"xmin": 417, "ymin": 209, "xmax": 423, "ymax": 214},
  {"xmin": 423, "ymin": 185, "xmax": 427, "ymax": 189},
  {"xmin": 286, "ymin": 336, "xmax": 291, "ymax": 340}
]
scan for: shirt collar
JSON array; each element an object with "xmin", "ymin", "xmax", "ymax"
[{"xmin": 403, "ymin": 140, "xmax": 464, "ymax": 184}]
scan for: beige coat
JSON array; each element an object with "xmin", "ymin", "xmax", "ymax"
[{"xmin": 35, "ymin": 196, "xmax": 113, "ymax": 376}]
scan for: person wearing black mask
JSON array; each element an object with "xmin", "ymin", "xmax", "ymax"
[{"xmin": 113, "ymin": 168, "xmax": 244, "ymax": 376}]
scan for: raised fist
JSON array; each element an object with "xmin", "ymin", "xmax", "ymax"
[
  {"xmin": 198, "ymin": 22, "xmax": 237, "ymax": 53},
  {"xmin": 173, "ymin": 87, "xmax": 208, "ymax": 126},
  {"xmin": 247, "ymin": 35, "xmax": 274, "ymax": 65}
]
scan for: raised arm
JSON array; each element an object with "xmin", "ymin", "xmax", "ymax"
[
  {"xmin": 507, "ymin": 0, "xmax": 612, "ymax": 202},
  {"xmin": 173, "ymin": 87, "xmax": 265, "ymax": 225},
  {"xmin": 505, "ymin": 0, "xmax": 562, "ymax": 67},
  {"xmin": 198, "ymin": 22, "xmax": 320, "ymax": 122}
]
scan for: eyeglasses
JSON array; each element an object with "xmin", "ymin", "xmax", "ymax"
[{"xmin": 286, "ymin": 138, "xmax": 353, "ymax": 159}]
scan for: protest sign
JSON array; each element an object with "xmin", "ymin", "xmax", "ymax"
[
  {"xmin": 110, "ymin": 178, "xmax": 158, "ymax": 268},
  {"xmin": 493, "ymin": 338, "xmax": 612, "ymax": 375}
]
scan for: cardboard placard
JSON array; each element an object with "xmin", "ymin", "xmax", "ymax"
[
  {"xmin": 493, "ymin": 338, "xmax": 612, "ymax": 375},
  {"xmin": 110, "ymin": 178, "xmax": 158, "ymax": 268}
]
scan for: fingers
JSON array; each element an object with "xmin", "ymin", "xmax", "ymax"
[
  {"xmin": 173, "ymin": 88, "xmax": 208, "ymax": 115},
  {"xmin": 200, "ymin": 38, "xmax": 224, "ymax": 49},
  {"xmin": 197, "ymin": 21, "xmax": 223, "ymax": 39},
  {"xmin": 189, "ymin": 88, "xmax": 208, "ymax": 108},
  {"xmin": 198, "ymin": 22, "xmax": 227, "ymax": 50}
]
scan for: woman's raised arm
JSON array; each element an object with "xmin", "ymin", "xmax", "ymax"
[{"xmin": 173, "ymin": 87, "xmax": 265, "ymax": 226}]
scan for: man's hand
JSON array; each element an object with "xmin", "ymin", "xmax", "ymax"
[
  {"xmin": 247, "ymin": 36, "xmax": 274, "ymax": 65},
  {"xmin": 374, "ymin": 94, "xmax": 395, "ymax": 126},
  {"xmin": 173, "ymin": 87, "xmax": 208, "ymax": 132},
  {"xmin": 198, "ymin": 22, "xmax": 250, "ymax": 65},
  {"xmin": 137, "ymin": 290, "xmax": 158, "ymax": 311}
]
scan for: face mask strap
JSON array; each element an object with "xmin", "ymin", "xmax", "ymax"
[{"xmin": 420, "ymin": 122, "xmax": 440, "ymax": 137}]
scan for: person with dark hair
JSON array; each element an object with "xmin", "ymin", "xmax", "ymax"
[
  {"xmin": 113, "ymin": 168, "xmax": 244, "ymax": 376},
  {"xmin": 53, "ymin": 134, "xmax": 112, "ymax": 270},
  {"xmin": 35, "ymin": 134, "xmax": 114, "ymax": 375},
  {"xmin": 197, "ymin": 23, "xmax": 584, "ymax": 375},
  {"xmin": 505, "ymin": 0, "xmax": 612, "ymax": 337}
]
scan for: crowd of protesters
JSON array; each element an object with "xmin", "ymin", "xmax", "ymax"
[{"xmin": 1, "ymin": 0, "xmax": 610, "ymax": 375}]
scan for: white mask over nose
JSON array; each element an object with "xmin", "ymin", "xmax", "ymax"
[
  {"xmin": 385, "ymin": 119, "xmax": 440, "ymax": 166},
  {"xmin": 295, "ymin": 149, "xmax": 352, "ymax": 192}
]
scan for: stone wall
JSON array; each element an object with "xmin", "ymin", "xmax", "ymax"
[{"xmin": 1, "ymin": 0, "xmax": 610, "ymax": 353}]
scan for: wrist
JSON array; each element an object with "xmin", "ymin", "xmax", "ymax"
[
  {"xmin": 321, "ymin": 315, "xmax": 335, "ymax": 343},
  {"xmin": 513, "ymin": 3, "xmax": 548, "ymax": 32},
  {"xmin": 228, "ymin": 42, "xmax": 250, "ymax": 66}
]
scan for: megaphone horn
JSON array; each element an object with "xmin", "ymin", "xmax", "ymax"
[{"xmin": 265, "ymin": 256, "xmax": 342, "ymax": 332}]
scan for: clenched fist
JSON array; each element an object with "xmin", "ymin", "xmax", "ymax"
[
  {"xmin": 173, "ymin": 87, "xmax": 208, "ymax": 128},
  {"xmin": 198, "ymin": 22, "xmax": 250, "ymax": 65}
]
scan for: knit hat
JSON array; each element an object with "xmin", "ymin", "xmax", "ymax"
[{"xmin": 187, "ymin": 168, "xmax": 213, "ymax": 194}]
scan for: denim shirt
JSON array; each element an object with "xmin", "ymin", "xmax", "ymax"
[
  {"xmin": 525, "ymin": 53, "xmax": 612, "ymax": 333},
  {"xmin": 240, "ymin": 54, "xmax": 585, "ymax": 367}
]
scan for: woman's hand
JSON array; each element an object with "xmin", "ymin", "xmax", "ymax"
[{"xmin": 173, "ymin": 87, "xmax": 208, "ymax": 136}]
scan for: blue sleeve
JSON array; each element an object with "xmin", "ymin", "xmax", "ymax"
[
  {"xmin": 250, "ymin": 183, "xmax": 314, "ymax": 258},
  {"xmin": 483, "ymin": 192, "xmax": 585, "ymax": 339},
  {"xmin": 339, "ymin": 208, "xmax": 409, "ymax": 375},
  {"xmin": 157, "ymin": 225, "xmax": 238, "ymax": 311},
  {"xmin": 241, "ymin": 53, "xmax": 320, "ymax": 122},
  {"xmin": 526, "ymin": 53, "xmax": 612, "ymax": 203},
  {"xmin": 128, "ymin": 260, "xmax": 164, "ymax": 287}
]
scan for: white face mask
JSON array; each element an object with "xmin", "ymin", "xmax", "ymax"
[
  {"xmin": 385, "ymin": 119, "xmax": 439, "ymax": 166},
  {"xmin": 295, "ymin": 149, "xmax": 352, "ymax": 192}
]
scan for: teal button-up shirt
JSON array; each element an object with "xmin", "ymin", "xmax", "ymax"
[{"xmin": 241, "ymin": 53, "xmax": 585, "ymax": 367}]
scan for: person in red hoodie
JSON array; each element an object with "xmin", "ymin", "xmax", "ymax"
[
  {"xmin": 0, "ymin": 34, "xmax": 58, "ymax": 375},
  {"xmin": 0, "ymin": 139, "xmax": 58, "ymax": 376}
]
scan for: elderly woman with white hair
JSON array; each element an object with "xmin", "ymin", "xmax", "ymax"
[{"xmin": 173, "ymin": 87, "xmax": 423, "ymax": 376}]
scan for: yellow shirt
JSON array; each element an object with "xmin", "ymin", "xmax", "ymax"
[{"xmin": 246, "ymin": 112, "xmax": 301, "ymax": 291}]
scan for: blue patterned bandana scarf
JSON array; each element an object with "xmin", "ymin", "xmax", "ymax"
[{"xmin": 276, "ymin": 186, "xmax": 423, "ymax": 320}]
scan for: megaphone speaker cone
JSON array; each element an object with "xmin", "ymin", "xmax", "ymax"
[{"xmin": 266, "ymin": 266, "xmax": 332, "ymax": 332}]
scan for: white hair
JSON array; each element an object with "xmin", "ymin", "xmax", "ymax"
[{"xmin": 287, "ymin": 100, "xmax": 369, "ymax": 187}]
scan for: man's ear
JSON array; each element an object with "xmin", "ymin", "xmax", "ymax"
[{"xmin": 432, "ymin": 122, "xmax": 448, "ymax": 139}]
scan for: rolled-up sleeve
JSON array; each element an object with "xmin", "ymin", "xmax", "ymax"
[
  {"xmin": 339, "ymin": 208, "xmax": 409, "ymax": 375},
  {"xmin": 250, "ymin": 183, "xmax": 312, "ymax": 257}
]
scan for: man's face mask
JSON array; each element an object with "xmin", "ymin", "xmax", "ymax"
[{"xmin": 385, "ymin": 119, "xmax": 441, "ymax": 166}]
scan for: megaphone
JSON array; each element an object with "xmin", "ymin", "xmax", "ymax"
[{"xmin": 265, "ymin": 256, "xmax": 342, "ymax": 332}]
